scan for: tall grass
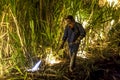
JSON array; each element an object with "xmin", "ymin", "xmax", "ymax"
[{"xmin": 0, "ymin": 0, "xmax": 120, "ymax": 79}]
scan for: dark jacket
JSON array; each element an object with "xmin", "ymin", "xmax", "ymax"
[{"xmin": 62, "ymin": 22, "xmax": 86, "ymax": 52}]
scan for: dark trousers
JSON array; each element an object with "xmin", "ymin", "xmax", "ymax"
[
  {"xmin": 69, "ymin": 44, "xmax": 79, "ymax": 70},
  {"xmin": 70, "ymin": 52, "xmax": 77, "ymax": 70}
]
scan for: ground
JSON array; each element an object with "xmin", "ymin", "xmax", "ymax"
[{"xmin": 5, "ymin": 53, "xmax": 120, "ymax": 80}]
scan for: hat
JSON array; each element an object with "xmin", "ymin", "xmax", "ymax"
[{"xmin": 65, "ymin": 15, "xmax": 74, "ymax": 20}]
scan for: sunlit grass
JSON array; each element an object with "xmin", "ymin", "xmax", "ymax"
[
  {"xmin": 0, "ymin": 64, "xmax": 3, "ymax": 77},
  {"xmin": 107, "ymin": 0, "xmax": 118, "ymax": 7},
  {"xmin": 0, "ymin": 0, "xmax": 120, "ymax": 79}
]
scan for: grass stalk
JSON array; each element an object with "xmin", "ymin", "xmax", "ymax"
[{"xmin": 9, "ymin": 8, "xmax": 28, "ymax": 58}]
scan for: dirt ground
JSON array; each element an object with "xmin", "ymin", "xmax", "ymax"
[
  {"xmin": 6, "ymin": 53, "xmax": 120, "ymax": 80},
  {"xmin": 24, "ymin": 54, "xmax": 120, "ymax": 80}
]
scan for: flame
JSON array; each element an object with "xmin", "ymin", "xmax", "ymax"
[
  {"xmin": 46, "ymin": 54, "xmax": 61, "ymax": 64},
  {"xmin": 77, "ymin": 51, "xmax": 87, "ymax": 58},
  {"xmin": 45, "ymin": 48, "xmax": 61, "ymax": 65}
]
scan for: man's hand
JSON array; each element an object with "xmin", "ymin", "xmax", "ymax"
[
  {"xmin": 69, "ymin": 38, "xmax": 80, "ymax": 45},
  {"xmin": 75, "ymin": 39, "xmax": 80, "ymax": 44},
  {"xmin": 74, "ymin": 37, "xmax": 81, "ymax": 44}
]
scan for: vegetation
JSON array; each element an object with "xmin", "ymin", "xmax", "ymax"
[{"xmin": 0, "ymin": 0, "xmax": 120, "ymax": 80}]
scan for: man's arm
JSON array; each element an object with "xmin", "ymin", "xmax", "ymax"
[
  {"xmin": 78, "ymin": 23, "xmax": 86, "ymax": 40},
  {"xmin": 73, "ymin": 23, "xmax": 86, "ymax": 44}
]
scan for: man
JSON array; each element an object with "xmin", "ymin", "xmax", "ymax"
[{"xmin": 60, "ymin": 15, "xmax": 86, "ymax": 72}]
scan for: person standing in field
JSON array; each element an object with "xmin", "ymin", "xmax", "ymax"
[{"xmin": 59, "ymin": 15, "xmax": 86, "ymax": 72}]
